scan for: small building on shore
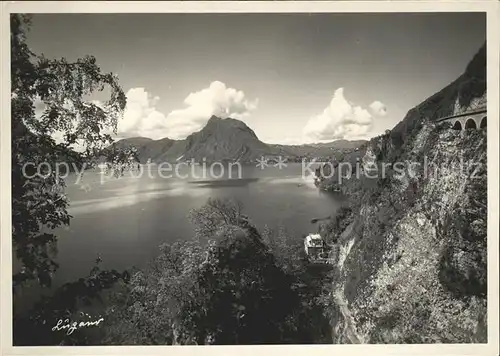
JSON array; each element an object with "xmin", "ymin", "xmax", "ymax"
[{"xmin": 304, "ymin": 233, "xmax": 325, "ymax": 259}]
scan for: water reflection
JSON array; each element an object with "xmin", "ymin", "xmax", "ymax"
[
  {"xmin": 188, "ymin": 178, "xmax": 260, "ymax": 188},
  {"xmin": 55, "ymin": 163, "xmax": 341, "ymax": 284},
  {"xmin": 68, "ymin": 179, "xmax": 212, "ymax": 215}
]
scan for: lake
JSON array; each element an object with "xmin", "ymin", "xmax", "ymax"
[{"xmin": 52, "ymin": 162, "xmax": 343, "ymax": 286}]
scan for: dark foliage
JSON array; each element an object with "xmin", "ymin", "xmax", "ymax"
[
  {"xmin": 11, "ymin": 14, "xmax": 136, "ymax": 346},
  {"xmin": 96, "ymin": 199, "xmax": 333, "ymax": 345},
  {"xmin": 11, "ymin": 14, "xmax": 129, "ymax": 289},
  {"xmin": 14, "ymin": 262, "xmax": 130, "ymax": 345}
]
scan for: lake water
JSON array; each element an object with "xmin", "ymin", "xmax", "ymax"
[{"xmin": 52, "ymin": 163, "xmax": 343, "ymax": 286}]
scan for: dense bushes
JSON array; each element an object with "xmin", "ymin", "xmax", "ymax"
[
  {"xmin": 98, "ymin": 199, "xmax": 300, "ymax": 345},
  {"xmin": 11, "ymin": 14, "xmax": 130, "ymax": 289},
  {"xmin": 13, "ymin": 264, "xmax": 130, "ymax": 346}
]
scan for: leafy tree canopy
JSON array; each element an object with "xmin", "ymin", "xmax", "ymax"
[{"xmin": 11, "ymin": 14, "xmax": 129, "ymax": 289}]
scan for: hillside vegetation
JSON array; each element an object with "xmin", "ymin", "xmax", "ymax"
[{"xmin": 316, "ymin": 42, "xmax": 487, "ymax": 343}]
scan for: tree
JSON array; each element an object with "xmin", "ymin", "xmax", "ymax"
[
  {"xmin": 188, "ymin": 197, "xmax": 245, "ymax": 243},
  {"xmin": 176, "ymin": 222, "xmax": 297, "ymax": 345},
  {"xmin": 100, "ymin": 199, "xmax": 300, "ymax": 345},
  {"xmin": 11, "ymin": 14, "xmax": 128, "ymax": 289},
  {"xmin": 99, "ymin": 239, "xmax": 208, "ymax": 345},
  {"xmin": 261, "ymin": 225, "xmax": 306, "ymax": 275}
]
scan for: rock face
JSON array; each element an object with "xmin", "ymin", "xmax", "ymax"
[
  {"xmin": 389, "ymin": 42, "xmax": 486, "ymax": 149},
  {"xmin": 111, "ymin": 116, "xmax": 366, "ymax": 164},
  {"xmin": 319, "ymin": 43, "xmax": 487, "ymax": 343}
]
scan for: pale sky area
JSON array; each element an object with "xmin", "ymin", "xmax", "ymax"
[{"xmin": 26, "ymin": 13, "xmax": 486, "ymax": 144}]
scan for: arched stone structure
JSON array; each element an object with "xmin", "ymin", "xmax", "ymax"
[
  {"xmin": 438, "ymin": 109, "xmax": 487, "ymax": 131},
  {"xmin": 480, "ymin": 116, "xmax": 487, "ymax": 129},
  {"xmin": 465, "ymin": 119, "xmax": 477, "ymax": 129}
]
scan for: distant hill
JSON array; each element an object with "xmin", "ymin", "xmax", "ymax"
[
  {"xmin": 269, "ymin": 139, "xmax": 367, "ymax": 159},
  {"xmin": 108, "ymin": 136, "xmax": 175, "ymax": 163},
  {"xmin": 110, "ymin": 116, "xmax": 367, "ymax": 164}
]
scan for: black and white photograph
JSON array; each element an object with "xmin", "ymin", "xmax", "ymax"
[{"xmin": 2, "ymin": 1, "xmax": 499, "ymax": 353}]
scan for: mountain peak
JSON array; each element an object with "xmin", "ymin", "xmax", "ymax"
[
  {"xmin": 205, "ymin": 115, "xmax": 251, "ymax": 131},
  {"xmin": 209, "ymin": 115, "xmax": 222, "ymax": 122}
]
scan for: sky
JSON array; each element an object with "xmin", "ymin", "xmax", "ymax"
[{"xmin": 26, "ymin": 12, "xmax": 486, "ymax": 145}]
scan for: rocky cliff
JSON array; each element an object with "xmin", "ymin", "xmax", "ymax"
[{"xmin": 318, "ymin": 43, "xmax": 487, "ymax": 343}]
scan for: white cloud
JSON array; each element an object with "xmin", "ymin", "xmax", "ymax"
[
  {"xmin": 369, "ymin": 100, "xmax": 388, "ymax": 116},
  {"xmin": 116, "ymin": 88, "xmax": 167, "ymax": 140},
  {"xmin": 163, "ymin": 81, "xmax": 258, "ymax": 139},
  {"xmin": 303, "ymin": 88, "xmax": 374, "ymax": 141},
  {"xmin": 32, "ymin": 91, "xmax": 165, "ymax": 146},
  {"xmin": 115, "ymin": 81, "xmax": 257, "ymax": 140}
]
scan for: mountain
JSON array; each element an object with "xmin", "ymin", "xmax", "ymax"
[
  {"xmin": 155, "ymin": 116, "xmax": 275, "ymax": 163},
  {"xmin": 315, "ymin": 43, "xmax": 487, "ymax": 343},
  {"xmin": 107, "ymin": 136, "xmax": 175, "ymax": 163},
  {"xmin": 111, "ymin": 116, "xmax": 366, "ymax": 164}
]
